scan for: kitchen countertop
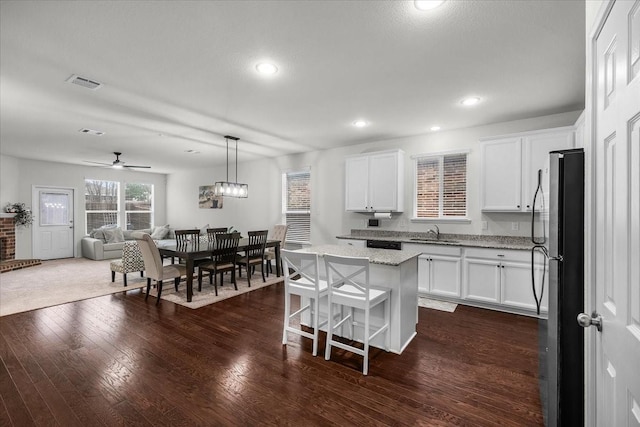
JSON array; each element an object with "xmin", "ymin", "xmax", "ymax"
[
  {"xmin": 297, "ymin": 244, "xmax": 420, "ymax": 266},
  {"xmin": 336, "ymin": 230, "xmax": 535, "ymax": 251}
]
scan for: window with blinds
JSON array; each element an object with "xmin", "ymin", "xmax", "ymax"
[
  {"xmin": 414, "ymin": 152, "xmax": 467, "ymax": 219},
  {"xmin": 282, "ymin": 170, "xmax": 311, "ymax": 243}
]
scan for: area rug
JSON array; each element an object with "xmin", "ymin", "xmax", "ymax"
[
  {"xmin": 0, "ymin": 258, "xmax": 145, "ymax": 316},
  {"xmin": 418, "ymin": 296, "xmax": 458, "ymax": 312},
  {"xmin": 143, "ymin": 274, "xmax": 283, "ymax": 309}
]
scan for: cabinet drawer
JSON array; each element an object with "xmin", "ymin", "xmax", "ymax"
[{"xmin": 464, "ymin": 247, "xmax": 530, "ymax": 262}]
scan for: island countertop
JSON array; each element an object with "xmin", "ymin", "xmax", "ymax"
[{"xmin": 298, "ymin": 244, "xmax": 420, "ymax": 266}]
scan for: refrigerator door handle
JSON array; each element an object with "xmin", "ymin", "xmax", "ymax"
[
  {"xmin": 531, "ymin": 169, "xmax": 546, "ymax": 245},
  {"xmin": 531, "ymin": 244, "xmax": 548, "ymax": 316}
]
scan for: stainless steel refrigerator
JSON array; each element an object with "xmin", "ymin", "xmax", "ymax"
[{"xmin": 531, "ymin": 148, "xmax": 584, "ymax": 426}]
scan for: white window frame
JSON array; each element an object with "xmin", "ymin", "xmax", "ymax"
[
  {"xmin": 281, "ymin": 168, "xmax": 311, "ymax": 244},
  {"xmin": 411, "ymin": 149, "xmax": 470, "ymax": 223},
  {"xmin": 84, "ymin": 179, "xmax": 120, "ymax": 233},
  {"xmin": 124, "ymin": 182, "xmax": 154, "ymax": 230}
]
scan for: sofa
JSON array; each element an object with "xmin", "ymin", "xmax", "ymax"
[{"xmin": 81, "ymin": 225, "xmax": 176, "ymax": 260}]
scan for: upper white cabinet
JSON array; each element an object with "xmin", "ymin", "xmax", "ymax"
[
  {"xmin": 345, "ymin": 149, "xmax": 404, "ymax": 212},
  {"xmin": 480, "ymin": 127, "xmax": 575, "ymax": 212}
]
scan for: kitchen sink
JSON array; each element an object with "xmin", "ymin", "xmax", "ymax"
[{"xmin": 409, "ymin": 238, "xmax": 458, "ymax": 243}]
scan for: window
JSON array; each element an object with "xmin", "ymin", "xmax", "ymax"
[
  {"xmin": 125, "ymin": 182, "xmax": 153, "ymax": 230},
  {"xmin": 414, "ymin": 151, "xmax": 468, "ymax": 219},
  {"xmin": 85, "ymin": 179, "xmax": 119, "ymax": 233},
  {"xmin": 282, "ymin": 170, "xmax": 311, "ymax": 243}
]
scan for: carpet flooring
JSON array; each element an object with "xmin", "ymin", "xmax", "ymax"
[{"xmin": 0, "ymin": 257, "xmax": 283, "ymax": 316}]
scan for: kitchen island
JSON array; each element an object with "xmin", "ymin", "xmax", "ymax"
[{"xmin": 297, "ymin": 244, "xmax": 420, "ymax": 354}]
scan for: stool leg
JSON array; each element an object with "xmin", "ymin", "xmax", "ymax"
[
  {"xmin": 123, "ymin": 273, "xmax": 127, "ymax": 287},
  {"xmin": 111, "ymin": 271, "xmax": 115, "ymax": 282},
  {"xmin": 325, "ymin": 300, "xmax": 333, "ymax": 361}
]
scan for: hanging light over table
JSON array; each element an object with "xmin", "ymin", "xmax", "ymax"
[{"xmin": 213, "ymin": 135, "xmax": 248, "ymax": 198}]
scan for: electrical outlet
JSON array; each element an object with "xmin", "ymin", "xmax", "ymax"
[
  {"xmin": 481, "ymin": 221, "xmax": 488, "ymax": 230},
  {"xmin": 511, "ymin": 222, "xmax": 519, "ymax": 231}
]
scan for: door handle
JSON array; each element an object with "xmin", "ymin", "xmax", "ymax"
[{"xmin": 577, "ymin": 311, "xmax": 603, "ymax": 332}]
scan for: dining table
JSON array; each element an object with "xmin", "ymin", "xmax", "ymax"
[{"xmin": 157, "ymin": 238, "xmax": 282, "ymax": 302}]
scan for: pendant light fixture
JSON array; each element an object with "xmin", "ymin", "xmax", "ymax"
[{"xmin": 213, "ymin": 135, "xmax": 248, "ymax": 198}]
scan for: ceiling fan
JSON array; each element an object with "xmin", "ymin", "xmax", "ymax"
[{"xmin": 85, "ymin": 152, "xmax": 151, "ymax": 169}]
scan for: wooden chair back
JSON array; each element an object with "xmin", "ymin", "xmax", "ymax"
[
  {"xmin": 211, "ymin": 232, "xmax": 241, "ymax": 265},
  {"xmin": 175, "ymin": 229, "xmax": 200, "ymax": 246},
  {"xmin": 206, "ymin": 227, "xmax": 228, "ymax": 243},
  {"xmin": 244, "ymin": 230, "xmax": 268, "ymax": 259}
]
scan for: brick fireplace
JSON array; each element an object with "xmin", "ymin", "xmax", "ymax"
[
  {"xmin": 0, "ymin": 213, "xmax": 41, "ymax": 272},
  {"xmin": 0, "ymin": 214, "xmax": 16, "ymax": 261}
]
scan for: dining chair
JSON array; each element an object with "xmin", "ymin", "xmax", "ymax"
[
  {"xmin": 265, "ymin": 224, "xmax": 288, "ymax": 277},
  {"xmin": 197, "ymin": 232, "xmax": 241, "ymax": 295},
  {"xmin": 206, "ymin": 227, "xmax": 228, "ymax": 244},
  {"xmin": 175, "ymin": 229, "xmax": 200, "ymax": 246},
  {"xmin": 281, "ymin": 249, "xmax": 329, "ymax": 356},
  {"xmin": 136, "ymin": 233, "xmax": 187, "ymax": 305},
  {"xmin": 323, "ymin": 254, "xmax": 390, "ymax": 375},
  {"xmin": 236, "ymin": 230, "xmax": 268, "ymax": 287}
]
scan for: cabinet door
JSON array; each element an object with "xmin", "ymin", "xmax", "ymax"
[
  {"xmin": 481, "ymin": 137, "xmax": 522, "ymax": 211},
  {"xmin": 368, "ymin": 151, "xmax": 401, "ymax": 211},
  {"xmin": 417, "ymin": 255, "xmax": 431, "ymax": 294},
  {"xmin": 500, "ymin": 261, "xmax": 540, "ymax": 311},
  {"xmin": 463, "ymin": 258, "xmax": 500, "ymax": 303},
  {"xmin": 429, "ymin": 255, "xmax": 461, "ymax": 297},
  {"xmin": 522, "ymin": 129, "xmax": 575, "ymax": 212},
  {"xmin": 345, "ymin": 156, "xmax": 369, "ymax": 211}
]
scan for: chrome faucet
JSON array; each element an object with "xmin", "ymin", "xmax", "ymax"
[{"xmin": 426, "ymin": 225, "xmax": 440, "ymax": 240}]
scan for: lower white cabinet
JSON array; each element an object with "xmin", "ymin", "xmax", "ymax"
[
  {"xmin": 462, "ymin": 248, "xmax": 547, "ymax": 315},
  {"xmin": 414, "ymin": 246, "xmax": 462, "ymax": 298}
]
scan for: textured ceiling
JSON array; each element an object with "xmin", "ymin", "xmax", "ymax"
[{"xmin": 0, "ymin": 0, "xmax": 585, "ymax": 174}]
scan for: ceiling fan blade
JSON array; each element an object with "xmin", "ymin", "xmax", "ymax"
[
  {"xmin": 123, "ymin": 165, "xmax": 151, "ymax": 169},
  {"xmin": 83, "ymin": 160, "xmax": 112, "ymax": 166}
]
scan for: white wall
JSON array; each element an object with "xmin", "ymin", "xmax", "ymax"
[
  {"xmin": 167, "ymin": 110, "xmax": 583, "ymax": 245},
  {"xmin": 0, "ymin": 154, "xmax": 167, "ymax": 258}
]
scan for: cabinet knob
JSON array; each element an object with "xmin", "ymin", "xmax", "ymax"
[
  {"xmin": 526, "ymin": 205, "xmax": 530, "ymax": 208},
  {"xmin": 517, "ymin": 205, "xmax": 521, "ymax": 208}
]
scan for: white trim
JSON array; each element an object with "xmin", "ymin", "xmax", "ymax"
[
  {"xmin": 477, "ymin": 125, "xmax": 576, "ymax": 143},
  {"xmin": 410, "ymin": 217, "xmax": 471, "ymax": 224},
  {"xmin": 410, "ymin": 148, "xmax": 470, "ymax": 160}
]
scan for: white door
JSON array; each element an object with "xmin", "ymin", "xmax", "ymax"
[
  {"xmin": 480, "ymin": 137, "xmax": 522, "ymax": 211},
  {"xmin": 368, "ymin": 151, "xmax": 399, "ymax": 211},
  {"xmin": 344, "ymin": 155, "xmax": 369, "ymax": 211},
  {"xmin": 32, "ymin": 187, "xmax": 74, "ymax": 259},
  {"xmin": 590, "ymin": 0, "xmax": 640, "ymax": 425}
]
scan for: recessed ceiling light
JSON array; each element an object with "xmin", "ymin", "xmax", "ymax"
[
  {"xmin": 256, "ymin": 62, "xmax": 278, "ymax": 75},
  {"xmin": 353, "ymin": 120, "xmax": 368, "ymax": 128},
  {"xmin": 430, "ymin": 126, "xmax": 441, "ymax": 131},
  {"xmin": 461, "ymin": 96, "xmax": 481, "ymax": 106},
  {"xmin": 184, "ymin": 149, "xmax": 200, "ymax": 154},
  {"xmin": 78, "ymin": 128, "xmax": 105, "ymax": 136},
  {"xmin": 414, "ymin": 0, "xmax": 446, "ymax": 11}
]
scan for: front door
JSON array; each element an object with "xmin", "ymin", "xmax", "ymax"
[
  {"xmin": 591, "ymin": 0, "xmax": 640, "ymax": 425},
  {"xmin": 32, "ymin": 187, "xmax": 74, "ymax": 259}
]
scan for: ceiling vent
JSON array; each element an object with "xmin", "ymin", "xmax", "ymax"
[
  {"xmin": 78, "ymin": 128, "xmax": 105, "ymax": 136},
  {"xmin": 66, "ymin": 74, "xmax": 102, "ymax": 90}
]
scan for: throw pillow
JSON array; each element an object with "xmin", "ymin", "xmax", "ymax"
[
  {"xmin": 199, "ymin": 224, "xmax": 210, "ymax": 235},
  {"xmin": 104, "ymin": 227, "xmax": 125, "ymax": 244},
  {"xmin": 151, "ymin": 225, "xmax": 170, "ymax": 239},
  {"xmin": 91, "ymin": 229, "xmax": 106, "ymax": 242}
]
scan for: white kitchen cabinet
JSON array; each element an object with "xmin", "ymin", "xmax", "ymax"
[
  {"xmin": 345, "ymin": 150, "xmax": 404, "ymax": 212},
  {"xmin": 463, "ymin": 247, "xmax": 547, "ymax": 314},
  {"xmin": 480, "ymin": 127, "xmax": 575, "ymax": 212},
  {"xmin": 404, "ymin": 243, "xmax": 461, "ymax": 298}
]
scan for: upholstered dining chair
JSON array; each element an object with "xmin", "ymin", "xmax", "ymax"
[
  {"xmin": 281, "ymin": 249, "xmax": 329, "ymax": 356},
  {"xmin": 236, "ymin": 230, "xmax": 268, "ymax": 287},
  {"xmin": 265, "ymin": 224, "xmax": 288, "ymax": 276},
  {"xmin": 197, "ymin": 232, "xmax": 241, "ymax": 295},
  {"xmin": 323, "ymin": 254, "xmax": 390, "ymax": 375},
  {"xmin": 136, "ymin": 233, "xmax": 187, "ymax": 305}
]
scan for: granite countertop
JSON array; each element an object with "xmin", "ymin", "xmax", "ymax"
[
  {"xmin": 298, "ymin": 244, "xmax": 420, "ymax": 266},
  {"xmin": 336, "ymin": 230, "xmax": 535, "ymax": 251}
]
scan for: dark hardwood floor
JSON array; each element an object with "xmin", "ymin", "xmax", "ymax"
[{"xmin": 0, "ymin": 283, "xmax": 543, "ymax": 426}]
